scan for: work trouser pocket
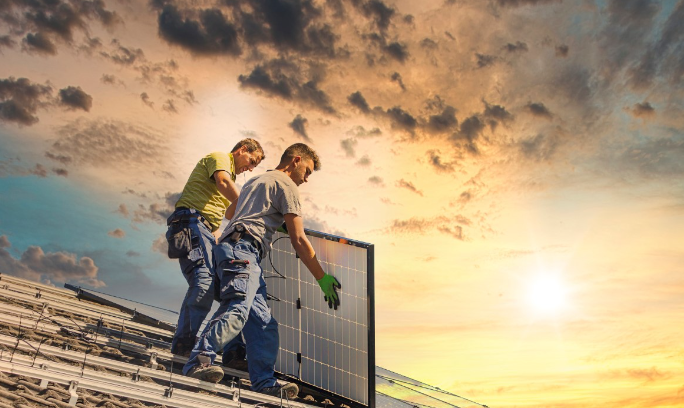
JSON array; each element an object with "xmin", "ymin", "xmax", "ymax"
[
  {"xmin": 166, "ymin": 222, "xmax": 192, "ymax": 259},
  {"xmin": 215, "ymin": 242, "xmax": 251, "ymax": 300}
]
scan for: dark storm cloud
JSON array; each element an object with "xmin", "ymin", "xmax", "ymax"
[
  {"xmin": 426, "ymin": 106, "xmax": 458, "ymax": 134},
  {"xmin": 358, "ymin": 0, "xmax": 395, "ymax": 31},
  {"xmin": 483, "ymin": 102, "xmax": 513, "ymax": 130},
  {"xmin": 526, "ymin": 102, "xmax": 553, "ymax": 119},
  {"xmin": 0, "ymin": 77, "xmax": 52, "ymax": 125},
  {"xmin": 388, "ymin": 216, "xmax": 466, "ymax": 240},
  {"xmin": 475, "ymin": 53, "xmax": 496, "ymax": 68},
  {"xmin": 451, "ymin": 115, "xmax": 485, "ymax": 154},
  {"xmin": 340, "ymin": 137, "xmax": 357, "ymax": 157},
  {"xmin": 2, "ymin": 0, "xmax": 120, "ymax": 55},
  {"xmin": 396, "ymin": 179, "xmax": 423, "ymax": 196},
  {"xmin": 555, "ymin": 44, "xmax": 568, "ymax": 57},
  {"xmin": 628, "ymin": 1, "xmax": 684, "ymax": 89},
  {"xmin": 238, "ymin": 59, "xmax": 335, "ymax": 114},
  {"xmin": 46, "ymin": 118, "xmax": 165, "ymax": 167},
  {"xmin": 503, "ymin": 41, "xmax": 528, "ymax": 53},
  {"xmin": 157, "ymin": 5, "xmax": 241, "ymax": 56},
  {"xmin": 0, "ymin": 235, "xmax": 104, "ymax": 287},
  {"xmin": 58, "ymin": 86, "xmax": 93, "ymax": 111},
  {"xmin": 386, "ymin": 106, "xmax": 418, "ymax": 134},
  {"xmin": 391, "ymin": 72, "xmax": 406, "ymax": 90},
  {"xmin": 385, "ymin": 41, "xmax": 408, "ymax": 62},
  {"xmin": 518, "ymin": 133, "xmax": 558, "ymax": 161},
  {"xmin": 22, "ymin": 32, "xmax": 57, "ymax": 55},
  {"xmin": 348, "ymin": 91, "xmax": 371, "ymax": 113},
  {"xmin": 629, "ymin": 102, "xmax": 655, "ymax": 118},
  {"xmin": 289, "ymin": 114, "xmax": 311, "ymax": 141},
  {"xmin": 427, "ymin": 150, "xmax": 455, "ymax": 173}
]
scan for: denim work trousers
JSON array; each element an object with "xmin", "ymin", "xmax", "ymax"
[
  {"xmin": 168, "ymin": 208, "xmax": 216, "ymax": 354},
  {"xmin": 183, "ymin": 237, "xmax": 279, "ymax": 391}
]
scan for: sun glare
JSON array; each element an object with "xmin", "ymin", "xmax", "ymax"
[{"xmin": 527, "ymin": 275, "xmax": 567, "ymax": 314}]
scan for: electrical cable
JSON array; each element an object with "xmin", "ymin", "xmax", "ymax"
[{"xmin": 265, "ymin": 236, "xmax": 289, "ymax": 279}]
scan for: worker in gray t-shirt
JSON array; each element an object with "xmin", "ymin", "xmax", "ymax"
[{"xmin": 182, "ymin": 143, "xmax": 340, "ymax": 399}]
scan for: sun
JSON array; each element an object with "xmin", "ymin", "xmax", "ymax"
[{"xmin": 526, "ymin": 274, "xmax": 567, "ymax": 314}]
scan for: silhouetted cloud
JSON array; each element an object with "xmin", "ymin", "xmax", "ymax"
[
  {"xmin": 629, "ymin": 101, "xmax": 655, "ymax": 118},
  {"xmin": 483, "ymin": 102, "xmax": 513, "ymax": 130},
  {"xmin": 391, "ymin": 72, "xmax": 406, "ymax": 90},
  {"xmin": 503, "ymin": 41, "xmax": 528, "ymax": 53},
  {"xmin": 0, "ymin": 77, "xmax": 52, "ymax": 125},
  {"xmin": 0, "ymin": 35, "xmax": 15, "ymax": 50},
  {"xmin": 59, "ymin": 86, "xmax": 93, "ymax": 111},
  {"xmin": 526, "ymin": 102, "xmax": 553, "ymax": 119},
  {"xmin": 239, "ymin": 59, "xmax": 335, "ymax": 113},
  {"xmin": 475, "ymin": 53, "xmax": 496, "ymax": 68},
  {"xmin": 22, "ymin": 32, "xmax": 57, "ymax": 55},
  {"xmin": 451, "ymin": 115, "xmax": 485, "ymax": 154},
  {"xmin": 162, "ymin": 99, "xmax": 178, "ymax": 113},
  {"xmin": 0, "ymin": 235, "xmax": 104, "ymax": 287},
  {"xmin": 52, "ymin": 168, "xmax": 68, "ymax": 177},
  {"xmin": 289, "ymin": 114, "xmax": 310, "ymax": 141},
  {"xmin": 426, "ymin": 106, "xmax": 458, "ymax": 134},
  {"xmin": 396, "ymin": 179, "xmax": 423, "ymax": 196},
  {"xmin": 100, "ymin": 39, "xmax": 144, "ymax": 65},
  {"xmin": 386, "ymin": 106, "xmax": 417, "ymax": 135},
  {"xmin": 156, "ymin": 5, "xmax": 241, "ymax": 57},
  {"xmin": 348, "ymin": 91, "xmax": 370, "ymax": 113},
  {"xmin": 140, "ymin": 92, "xmax": 154, "ymax": 108},
  {"xmin": 356, "ymin": 155, "xmax": 371, "ymax": 166},
  {"xmin": 388, "ymin": 215, "xmax": 467, "ymax": 240}
]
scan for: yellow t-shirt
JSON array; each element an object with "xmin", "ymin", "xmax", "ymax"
[{"xmin": 175, "ymin": 152, "xmax": 235, "ymax": 231}]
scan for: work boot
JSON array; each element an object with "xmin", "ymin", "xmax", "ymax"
[
  {"xmin": 222, "ymin": 345, "xmax": 248, "ymax": 371},
  {"xmin": 260, "ymin": 382, "xmax": 299, "ymax": 399},
  {"xmin": 186, "ymin": 364, "xmax": 224, "ymax": 383}
]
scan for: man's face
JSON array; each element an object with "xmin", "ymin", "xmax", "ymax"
[
  {"xmin": 291, "ymin": 157, "xmax": 314, "ymax": 186},
  {"xmin": 234, "ymin": 147, "xmax": 263, "ymax": 175}
]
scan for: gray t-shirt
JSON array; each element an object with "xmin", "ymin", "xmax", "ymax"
[{"xmin": 221, "ymin": 170, "xmax": 301, "ymax": 256}]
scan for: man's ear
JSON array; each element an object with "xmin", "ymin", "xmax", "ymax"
[{"xmin": 293, "ymin": 155, "xmax": 301, "ymax": 165}]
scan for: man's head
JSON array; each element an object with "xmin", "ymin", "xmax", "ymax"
[
  {"xmin": 231, "ymin": 138, "xmax": 265, "ymax": 175},
  {"xmin": 277, "ymin": 143, "xmax": 321, "ymax": 186}
]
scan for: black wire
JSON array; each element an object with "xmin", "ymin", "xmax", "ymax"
[{"xmin": 265, "ymin": 236, "xmax": 289, "ymax": 279}]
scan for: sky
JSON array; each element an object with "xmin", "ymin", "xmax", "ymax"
[{"xmin": 1, "ymin": 0, "xmax": 684, "ymax": 406}]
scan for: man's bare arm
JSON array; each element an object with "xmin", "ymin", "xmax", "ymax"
[
  {"xmin": 213, "ymin": 170, "xmax": 239, "ymax": 203},
  {"xmin": 284, "ymin": 213, "xmax": 325, "ymax": 280},
  {"xmin": 224, "ymin": 201, "xmax": 237, "ymax": 221}
]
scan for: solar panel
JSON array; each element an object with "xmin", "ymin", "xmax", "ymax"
[{"xmin": 262, "ymin": 230, "xmax": 375, "ymax": 408}]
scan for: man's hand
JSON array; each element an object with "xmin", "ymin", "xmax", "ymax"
[{"xmin": 317, "ymin": 274, "xmax": 341, "ymax": 310}]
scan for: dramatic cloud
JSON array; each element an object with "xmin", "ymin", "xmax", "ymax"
[
  {"xmin": 0, "ymin": 235, "xmax": 104, "ymax": 287},
  {"xmin": 426, "ymin": 106, "xmax": 458, "ymax": 134},
  {"xmin": 386, "ymin": 106, "xmax": 418, "ymax": 135},
  {"xmin": 341, "ymin": 138, "xmax": 357, "ymax": 157},
  {"xmin": 391, "ymin": 72, "xmax": 406, "ymax": 91},
  {"xmin": 451, "ymin": 115, "xmax": 486, "ymax": 154},
  {"xmin": 108, "ymin": 228, "xmax": 125, "ymax": 238},
  {"xmin": 396, "ymin": 179, "xmax": 423, "ymax": 196},
  {"xmin": 503, "ymin": 41, "xmax": 528, "ymax": 53},
  {"xmin": 162, "ymin": 99, "xmax": 178, "ymax": 113},
  {"xmin": 289, "ymin": 114, "xmax": 310, "ymax": 141},
  {"xmin": 141, "ymin": 92, "xmax": 154, "ymax": 108},
  {"xmin": 59, "ymin": 86, "xmax": 93, "ymax": 111},
  {"xmin": 0, "ymin": 77, "xmax": 52, "ymax": 125},
  {"xmin": 1, "ymin": 0, "xmax": 120, "ymax": 56},
  {"xmin": 518, "ymin": 133, "xmax": 559, "ymax": 162},
  {"xmin": 100, "ymin": 39, "xmax": 144, "ymax": 65},
  {"xmin": 347, "ymin": 125, "xmax": 381, "ymax": 138},
  {"xmin": 133, "ymin": 192, "xmax": 180, "ymax": 225},
  {"xmin": 239, "ymin": 59, "xmax": 335, "ymax": 114},
  {"xmin": 475, "ymin": 53, "xmax": 496, "ymax": 68}
]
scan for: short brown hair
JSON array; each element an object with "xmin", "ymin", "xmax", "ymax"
[
  {"xmin": 279, "ymin": 143, "xmax": 321, "ymax": 170},
  {"xmin": 231, "ymin": 138, "xmax": 265, "ymax": 160}
]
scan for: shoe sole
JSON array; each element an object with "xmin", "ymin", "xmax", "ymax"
[{"xmin": 281, "ymin": 383, "xmax": 299, "ymax": 399}]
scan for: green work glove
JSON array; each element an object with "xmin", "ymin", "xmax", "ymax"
[{"xmin": 317, "ymin": 274, "xmax": 341, "ymax": 310}]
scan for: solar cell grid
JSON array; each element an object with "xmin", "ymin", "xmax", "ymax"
[{"xmin": 262, "ymin": 230, "xmax": 374, "ymax": 407}]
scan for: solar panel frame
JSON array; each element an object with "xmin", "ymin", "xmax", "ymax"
[{"xmin": 262, "ymin": 229, "xmax": 375, "ymax": 408}]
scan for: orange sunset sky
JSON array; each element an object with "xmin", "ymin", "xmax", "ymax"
[{"xmin": 1, "ymin": 0, "xmax": 683, "ymax": 407}]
